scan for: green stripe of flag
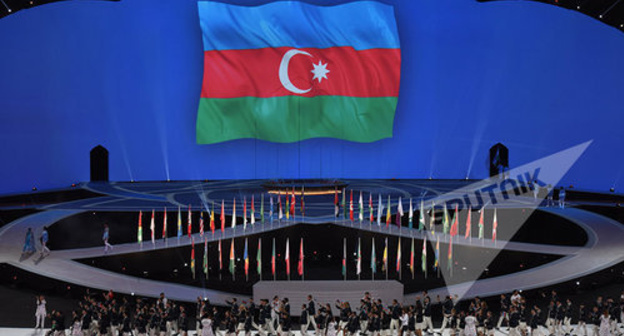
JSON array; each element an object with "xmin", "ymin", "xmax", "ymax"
[{"xmin": 197, "ymin": 96, "xmax": 397, "ymax": 144}]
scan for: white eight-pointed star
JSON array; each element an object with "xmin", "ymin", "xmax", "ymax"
[{"xmin": 311, "ymin": 61, "xmax": 330, "ymax": 83}]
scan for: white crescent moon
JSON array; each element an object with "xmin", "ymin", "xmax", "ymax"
[{"xmin": 279, "ymin": 49, "xmax": 312, "ymax": 94}]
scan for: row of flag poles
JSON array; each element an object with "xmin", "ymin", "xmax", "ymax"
[
  {"xmin": 183, "ymin": 234, "xmax": 465, "ymax": 282},
  {"xmin": 136, "ymin": 193, "xmax": 500, "ymax": 244}
]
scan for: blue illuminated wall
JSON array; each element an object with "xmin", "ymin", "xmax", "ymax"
[{"xmin": 0, "ymin": 0, "xmax": 623, "ymax": 194}]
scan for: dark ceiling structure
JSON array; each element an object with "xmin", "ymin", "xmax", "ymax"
[{"xmin": 0, "ymin": 0, "xmax": 119, "ymax": 19}]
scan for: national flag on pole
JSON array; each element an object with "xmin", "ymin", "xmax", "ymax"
[
  {"xmin": 199, "ymin": 210, "xmax": 204, "ymax": 236},
  {"xmin": 356, "ymin": 237, "xmax": 362, "ymax": 275},
  {"xmin": 257, "ymin": 238, "xmax": 262, "ymax": 276},
  {"xmin": 478, "ymin": 206, "xmax": 485, "ymax": 239},
  {"xmin": 408, "ymin": 198, "xmax": 413, "ymax": 229},
  {"xmin": 150, "ymin": 209, "xmax": 155, "ymax": 245},
  {"xmin": 396, "ymin": 238, "xmax": 401, "ymax": 273},
  {"xmin": 422, "ymin": 236, "xmax": 427, "ymax": 278},
  {"xmin": 229, "ymin": 239, "xmax": 235, "ymax": 278},
  {"xmin": 430, "ymin": 202, "xmax": 436, "ymax": 233},
  {"xmin": 301, "ymin": 187, "xmax": 305, "ymax": 217},
  {"xmin": 137, "ymin": 210, "xmax": 143, "ymax": 244},
  {"xmin": 349, "ymin": 190, "xmax": 354, "ymax": 222},
  {"xmin": 434, "ymin": 236, "xmax": 440, "ymax": 270},
  {"xmin": 382, "ymin": 237, "xmax": 388, "ymax": 272},
  {"xmin": 369, "ymin": 193, "xmax": 374, "ymax": 223},
  {"xmin": 285, "ymin": 191, "xmax": 290, "ymax": 219},
  {"xmin": 285, "ymin": 238, "xmax": 290, "ymax": 277},
  {"xmin": 177, "ymin": 207, "xmax": 182, "ymax": 238},
  {"xmin": 210, "ymin": 204, "xmax": 215, "ymax": 235},
  {"xmin": 191, "ymin": 238, "xmax": 196, "ymax": 279},
  {"xmin": 342, "ymin": 188, "xmax": 346, "ymax": 219},
  {"xmin": 251, "ymin": 195, "xmax": 256, "ymax": 225},
  {"xmin": 290, "ymin": 188, "xmax": 295, "ymax": 219},
  {"xmin": 196, "ymin": 1, "xmax": 401, "ymax": 144},
  {"xmin": 218, "ymin": 239, "xmax": 223, "ymax": 272},
  {"xmin": 269, "ymin": 195, "xmax": 274, "ymax": 221},
  {"xmin": 279, "ymin": 193, "xmax": 283, "ymax": 220},
  {"xmin": 386, "ymin": 195, "xmax": 391, "ymax": 228},
  {"xmin": 342, "ymin": 238, "xmax": 347, "ymax": 279},
  {"xmin": 371, "ymin": 238, "xmax": 376, "ymax": 274},
  {"xmin": 334, "ymin": 188, "xmax": 339, "ymax": 217},
  {"xmin": 261, "ymin": 194, "xmax": 265, "ymax": 224},
  {"xmin": 243, "ymin": 196, "xmax": 248, "ymax": 229},
  {"xmin": 396, "ymin": 197, "xmax": 403, "ymax": 228},
  {"xmin": 187, "ymin": 205, "xmax": 192, "ymax": 238},
  {"xmin": 162, "ymin": 207, "xmax": 168, "ymax": 239},
  {"xmin": 231, "ymin": 198, "xmax": 237, "ymax": 229},
  {"xmin": 203, "ymin": 237, "xmax": 208, "ymax": 279},
  {"xmin": 244, "ymin": 237, "xmax": 249, "ymax": 279},
  {"xmin": 220, "ymin": 200, "xmax": 225, "ymax": 233},
  {"xmin": 298, "ymin": 238, "xmax": 304, "ymax": 277},
  {"xmin": 448, "ymin": 236, "xmax": 453, "ymax": 274},
  {"xmin": 410, "ymin": 238, "xmax": 415, "ymax": 278},
  {"xmin": 377, "ymin": 194, "xmax": 383, "ymax": 226},
  {"xmin": 418, "ymin": 200, "xmax": 425, "ymax": 231},
  {"xmin": 492, "ymin": 208, "xmax": 498, "ymax": 242},
  {"xmin": 450, "ymin": 204, "xmax": 459, "ymax": 237},
  {"xmin": 358, "ymin": 191, "xmax": 364, "ymax": 223},
  {"xmin": 465, "ymin": 206, "xmax": 472, "ymax": 239},
  {"xmin": 271, "ymin": 238, "xmax": 276, "ymax": 278},
  {"xmin": 443, "ymin": 204, "xmax": 449, "ymax": 234}
]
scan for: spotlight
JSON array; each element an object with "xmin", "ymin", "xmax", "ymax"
[
  {"xmin": 131, "ymin": 292, "xmax": 135, "ymax": 296},
  {"xmin": 32, "ymin": 186, "xmax": 37, "ymax": 191},
  {"xmin": 610, "ymin": 188, "xmax": 615, "ymax": 192},
  {"xmin": 599, "ymin": 15, "xmax": 603, "ymax": 19},
  {"xmin": 576, "ymin": 281, "xmax": 580, "ymax": 286},
  {"xmin": 577, "ymin": 6, "xmax": 580, "ymax": 9}
]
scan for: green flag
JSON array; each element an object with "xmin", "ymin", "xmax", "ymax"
[
  {"xmin": 260, "ymin": 194, "xmax": 265, "ymax": 224},
  {"xmin": 257, "ymin": 238, "xmax": 262, "ymax": 276},
  {"xmin": 443, "ymin": 203, "xmax": 449, "ymax": 234}
]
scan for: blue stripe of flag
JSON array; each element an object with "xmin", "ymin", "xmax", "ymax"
[{"xmin": 198, "ymin": 1, "xmax": 399, "ymax": 51}]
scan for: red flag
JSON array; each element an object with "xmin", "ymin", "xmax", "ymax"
[
  {"xmin": 162, "ymin": 207, "xmax": 167, "ymax": 239},
  {"xmin": 210, "ymin": 204, "xmax": 215, "ymax": 235},
  {"xmin": 290, "ymin": 188, "xmax": 295, "ymax": 217},
  {"xmin": 492, "ymin": 208, "xmax": 498, "ymax": 242},
  {"xmin": 369, "ymin": 193, "xmax": 374, "ymax": 223},
  {"xmin": 298, "ymin": 238, "xmax": 304, "ymax": 276},
  {"xmin": 199, "ymin": 210, "xmax": 204, "ymax": 236},
  {"xmin": 271, "ymin": 238, "xmax": 276, "ymax": 277},
  {"xmin": 191, "ymin": 238, "xmax": 196, "ymax": 279},
  {"xmin": 464, "ymin": 206, "xmax": 472, "ymax": 239},
  {"xmin": 220, "ymin": 200, "xmax": 225, "ymax": 233},
  {"xmin": 301, "ymin": 187, "xmax": 305, "ymax": 217},
  {"xmin": 349, "ymin": 190, "xmax": 354, "ymax": 221},
  {"xmin": 218, "ymin": 239, "xmax": 222, "ymax": 271}
]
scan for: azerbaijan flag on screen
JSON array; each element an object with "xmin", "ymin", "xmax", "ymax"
[{"xmin": 196, "ymin": 1, "xmax": 401, "ymax": 144}]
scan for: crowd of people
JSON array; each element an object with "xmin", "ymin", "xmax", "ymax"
[{"xmin": 34, "ymin": 288, "xmax": 624, "ymax": 336}]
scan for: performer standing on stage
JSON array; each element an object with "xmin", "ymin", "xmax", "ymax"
[
  {"xmin": 39, "ymin": 226, "xmax": 50, "ymax": 257},
  {"xmin": 35, "ymin": 295, "xmax": 46, "ymax": 329},
  {"xmin": 103, "ymin": 223, "xmax": 113, "ymax": 253}
]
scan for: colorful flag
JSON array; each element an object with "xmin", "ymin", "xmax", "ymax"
[
  {"xmin": 349, "ymin": 190, "xmax": 354, "ymax": 222},
  {"xmin": 430, "ymin": 202, "xmax": 436, "ymax": 232},
  {"xmin": 358, "ymin": 191, "xmax": 363, "ymax": 223},
  {"xmin": 150, "ymin": 209, "xmax": 155, "ymax": 245},
  {"xmin": 177, "ymin": 207, "xmax": 182, "ymax": 238},
  {"xmin": 220, "ymin": 200, "xmax": 225, "ymax": 233},
  {"xmin": 478, "ymin": 206, "xmax": 485, "ymax": 239},
  {"xmin": 203, "ymin": 237, "xmax": 208, "ymax": 279},
  {"xmin": 290, "ymin": 188, "xmax": 296, "ymax": 218},
  {"xmin": 410, "ymin": 237, "xmax": 415, "ymax": 279},
  {"xmin": 243, "ymin": 196, "xmax": 248, "ymax": 229},
  {"xmin": 271, "ymin": 238, "xmax": 276, "ymax": 278},
  {"xmin": 465, "ymin": 206, "xmax": 472, "ymax": 239},
  {"xmin": 285, "ymin": 192, "xmax": 290, "ymax": 219},
  {"xmin": 448, "ymin": 236, "xmax": 453, "ymax": 274},
  {"xmin": 422, "ymin": 236, "xmax": 427, "ymax": 278},
  {"xmin": 187, "ymin": 205, "xmax": 192, "ymax": 238},
  {"xmin": 369, "ymin": 193, "xmax": 374, "ymax": 223},
  {"xmin": 244, "ymin": 237, "xmax": 249, "ymax": 279},
  {"xmin": 418, "ymin": 200, "xmax": 425, "ymax": 231},
  {"xmin": 210, "ymin": 203, "xmax": 215, "ymax": 235},
  {"xmin": 386, "ymin": 195, "xmax": 391, "ymax": 228},
  {"xmin": 191, "ymin": 238, "xmax": 196, "ymax": 279},
  {"xmin": 261, "ymin": 194, "xmax": 265, "ymax": 224},
  {"xmin": 137, "ymin": 210, "xmax": 143, "ymax": 244},
  {"xmin": 257, "ymin": 238, "xmax": 262, "ymax": 276},
  {"xmin": 396, "ymin": 197, "xmax": 403, "ymax": 228},
  {"xmin": 231, "ymin": 198, "xmax": 236, "ymax": 229},
  {"xmin": 218, "ymin": 239, "xmax": 222, "ymax": 272},
  {"xmin": 278, "ymin": 193, "xmax": 283, "ymax": 220},
  {"xmin": 298, "ymin": 238, "xmax": 304, "ymax": 276},
  {"xmin": 377, "ymin": 194, "xmax": 383, "ymax": 226},
  {"xmin": 396, "ymin": 238, "xmax": 401, "ymax": 273},
  {"xmin": 334, "ymin": 188, "xmax": 339, "ymax": 217},
  {"xmin": 285, "ymin": 238, "xmax": 290, "ymax": 276},
  {"xmin": 356, "ymin": 237, "xmax": 362, "ymax": 275},
  {"xmin": 342, "ymin": 238, "xmax": 347, "ymax": 278},
  {"xmin": 269, "ymin": 195, "xmax": 274, "ymax": 221},
  {"xmin": 196, "ymin": 1, "xmax": 401, "ymax": 144},
  {"xmin": 382, "ymin": 237, "xmax": 388, "ymax": 272},
  {"xmin": 434, "ymin": 236, "xmax": 440, "ymax": 270},
  {"xmin": 371, "ymin": 238, "xmax": 376, "ymax": 274},
  {"xmin": 162, "ymin": 207, "xmax": 167, "ymax": 239},
  {"xmin": 492, "ymin": 208, "xmax": 498, "ymax": 242},
  {"xmin": 251, "ymin": 195, "xmax": 256, "ymax": 225},
  {"xmin": 443, "ymin": 203, "xmax": 449, "ymax": 234},
  {"xmin": 450, "ymin": 204, "xmax": 459, "ymax": 237},
  {"xmin": 408, "ymin": 198, "xmax": 413, "ymax": 229},
  {"xmin": 229, "ymin": 239, "xmax": 235, "ymax": 278},
  {"xmin": 342, "ymin": 188, "xmax": 346, "ymax": 219},
  {"xmin": 199, "ymin": 210, "xmax": 204, "ymax": 236}
]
